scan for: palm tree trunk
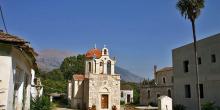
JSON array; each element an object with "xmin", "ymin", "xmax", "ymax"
[{"xmin": 191, "ymin": 20, "xmax": 201, "ymax": 110}]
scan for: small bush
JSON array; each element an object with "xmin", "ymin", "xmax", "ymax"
[
  {"xmin": 173, "ymin": 104, "xmax": 186, "ymax": 110},
  {"xmin": 120, "ymin": 100, "xmax": 125, "ymax": 105},
  {"xmin": 202, "ymin": 101, "xmax": 220, "ymax": 110},
  {"xmin": 31, "ymin": 96, "xmax": 52, "ymax": 110}
]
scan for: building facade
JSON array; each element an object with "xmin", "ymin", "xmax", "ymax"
[
  {"xmin": 120, "ymin": 90, "xmax": 133, "ymax": 104},
  {"xmin": 0, "ymin": 32, "xmax": 37, "ymax": 110},
  {"xmin": 140, "ymin": 66, "xmax": 173, "ymax": 105},
  {"xmin": 173, "ymin": 33, "xmax": 220, "ymax": 110},
  {"xmin": 68, "ymin": 47, "xmax": 120, "ymax": 110}
]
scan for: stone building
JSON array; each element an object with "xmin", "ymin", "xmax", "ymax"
[
  {"xmin": 67, "ymin": 47, "xmax": 120, "ymax": 110},
  {"xmin": 173, "ymin": 33, "xmax": 220, "ymax": 110},
  {"xmin": 0, "ymin": 32, "xmax": 37, "ymax": 110},
  {"xmin": 140, "ymin": 66, "xmax": 173, "ymax": 105}
]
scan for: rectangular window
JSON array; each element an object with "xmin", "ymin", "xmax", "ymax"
[
  {"xmin": 200, "ymin": 84, "xmax": 204, "ymax": 98},
  {"xmin": 211, "ymin": 54, "xmax": 216, "ymax": 63},
  {"xmin": 198, "ymin": 57, "xmax": 202, "ymax": 65},
  {"xmin": 185, "ymin": 85, "xmax": 191, "ymax": 98},
  {"xmin": 121, "ymin": 92, "xmax": 123, "ymax": 97},
  {"xmin": 183, "ymin": 60, "xmax": 189, "ymax": 73},
  {"xmin": 148, "ymin": 90, "xmax": 150, "ymax": 98},
  {"xmin": 171, "ymin": 76, "xmax": 174, "ymax": 83}
]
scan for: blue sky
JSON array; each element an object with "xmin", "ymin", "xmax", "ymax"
[{"xmin": 1, "ymin": 0, "xmax": 220, "ymax": 78}]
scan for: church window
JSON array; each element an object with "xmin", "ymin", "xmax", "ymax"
[
  {"xmin": 94, "ymin": 61, "xmax": 96, "ymax": 73},
  {"xmin": 107, "ymin": 60, "xmax": 111, "ymax": 74},
  {"xmin": 89, "ymin": 62, "xmax": 92, "ymax": 72},
  {"xmin": 104, "ymin": 49, "xmax": 107, "ymax": 55}
]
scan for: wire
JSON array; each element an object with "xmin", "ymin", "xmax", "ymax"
[{"xmin": 0, "ymin": 4, "xmax": 8, "ymax": 33}]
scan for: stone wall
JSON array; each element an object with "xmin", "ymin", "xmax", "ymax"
[
  {"xmin": 173, "ymin": 34, "xmax": 220, "ymax": 110},
  {"xmin": 88, "ymin": 74, "xmax": 120, "ymax": 110}
]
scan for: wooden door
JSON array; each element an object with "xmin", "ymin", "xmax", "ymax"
[
  {"xmin": 127, "ymin": 94, "xmax": 131, "ymax": 103},
  {"xmin": 101, "ymin": 94, "xmax": 108, "ymax": 109}
]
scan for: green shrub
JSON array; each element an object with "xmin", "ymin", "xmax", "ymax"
[
  {"xmin": 202, "ymin": 101, "xmax": 215, "ymax": 110},
  {"xmin": 31, "ymin": 96, "xmax": 52, "ymax": 110},
  {"xmin": 173, "ymin": 104, "xmax": 186, "ymax": 110},
  {"xmin": 120, "ymin": 100, "xmax": 125, "ymax": 105}
]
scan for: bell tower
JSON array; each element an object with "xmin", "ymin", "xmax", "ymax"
[{"xmin": 85, "ymin": 46, "xmax": 115, "ymax": 75}]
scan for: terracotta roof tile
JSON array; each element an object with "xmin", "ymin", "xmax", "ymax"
[
  {"xmin": 85, "ymin": 48, "xmax": 102, "ymax": 59},
  {"xmin": 73, "ymin": 74, "xmax": 85, "ymax": 81},
  {"xmin": 0, "ymin": 32, "xmax": 27, "ymax": 43},
  {"xmin": 0, "ymin": 32, "xmax": 38, "ymax": 69}
]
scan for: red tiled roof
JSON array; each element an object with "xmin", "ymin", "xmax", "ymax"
[
  {"xmin": 85, "ymin": 48, "xmax": 102, "ymax": 59},
  {"xmin": 73, "ymin": 74, "xmax": 85, "ymax": 81},
  {"xmin": 0, "ymin": 32, "xmax": 27, "ymax": 43},
  {"xmin": 0, "ymin": 32, "xmax": 38, "ymax": 69}
]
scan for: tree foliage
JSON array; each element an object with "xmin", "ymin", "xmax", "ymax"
[
  {"xmin": 202, "ymin": 101, "xmax": 220, "ymax": 110},
  {"xmin": 60, "ymin": 54, "xmax": 85, "ymax": 79},
  {"xmin": 176, "ymin": 0, "xmax": 205, "ymax": 22},
  {"xmin": 31, "ymin": 96, "xmax": 52, "ymax": 110}
]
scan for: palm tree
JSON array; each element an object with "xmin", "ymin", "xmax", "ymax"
[{"xmin": 176, "ymin": 0, "xmax": 205, "ymax": 110}]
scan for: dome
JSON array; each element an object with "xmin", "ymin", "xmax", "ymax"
[{"xmin": 85, "ymin": 48, "xmax": 102, "ymax": 59}]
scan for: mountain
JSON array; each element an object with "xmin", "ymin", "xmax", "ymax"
[
  {"xmin": 36, "ymin": 49, "xmax": 143, "ymax": 82},
  {"xmin": 115, "ymin": 66, "xmax": 143, "ymax": 83},
  {"xmin": 36, "ymin": 49, "xmax": 76, "ymax": 72}
]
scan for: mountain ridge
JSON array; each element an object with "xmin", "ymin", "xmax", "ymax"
[{"xmin": 36, "ymin": 49, "xmax": 143, "ymax": 82}]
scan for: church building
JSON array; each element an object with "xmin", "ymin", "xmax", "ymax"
[{"xmin": 67, "ymin": 46, "xmax": 120, "ymax": 110}]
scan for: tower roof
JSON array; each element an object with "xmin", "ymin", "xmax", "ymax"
[{"xmin": 85, "ymin": 48, "xmax": 102, "ymax": 59}]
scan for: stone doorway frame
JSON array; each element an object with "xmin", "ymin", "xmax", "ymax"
[{"xmin": 99, "ymin": 87, "xmax": 111, "ymax": 110}]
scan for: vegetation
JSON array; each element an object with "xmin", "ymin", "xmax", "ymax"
[
  {"xmin": 173, "ymin": 104, "xmax": 186, "ymax": 110},
  {"xmin": 39, "ymin": 69, "xmax": 67, "ymax": 95},
  {"xmin": 37, "ymin": 54, "xmax": 85, "ymax": 108},
  {"xmin": 30, "ymin": 96, "xmax": 52, "ymax": 110},
  {"xmin": 60, "ymin": 55, "xmax": 85, "ymax": 80},
  {"xmin": 202, "ymin": 101, "xmax": 220, "ymax": 110},
  {"xmin": 120, "ymin": 100, "xmax": 125, "ymax": 105},
  {"xmin": 176, "ymin": 0, "xmax": 205, "ymax": 110}
]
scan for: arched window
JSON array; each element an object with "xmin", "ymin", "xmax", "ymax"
[
  {"xmin": 100, "ymin": 61, "xmax": 104, "ymax": 74},
  {"xmin": 104, "ymin": 49, "xmax": 107, "ymax": 55},
  {"xmin": 107, "ymin": 60, "xmax": 111, "ymax": 74},
  {"xmin": 89, "ymin": 62, "xmax": 92, "ymax": 72},
  {"xmin": 163, "ymin": 77, "xmax": 166, "ymax": 84},
  {"xmin": 168, "ymin": 89, "xmax": 171, "ymax": 97},
  {"xmin": 94, "ymin": 61, "xmax": 96, "ymax": 73}
]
